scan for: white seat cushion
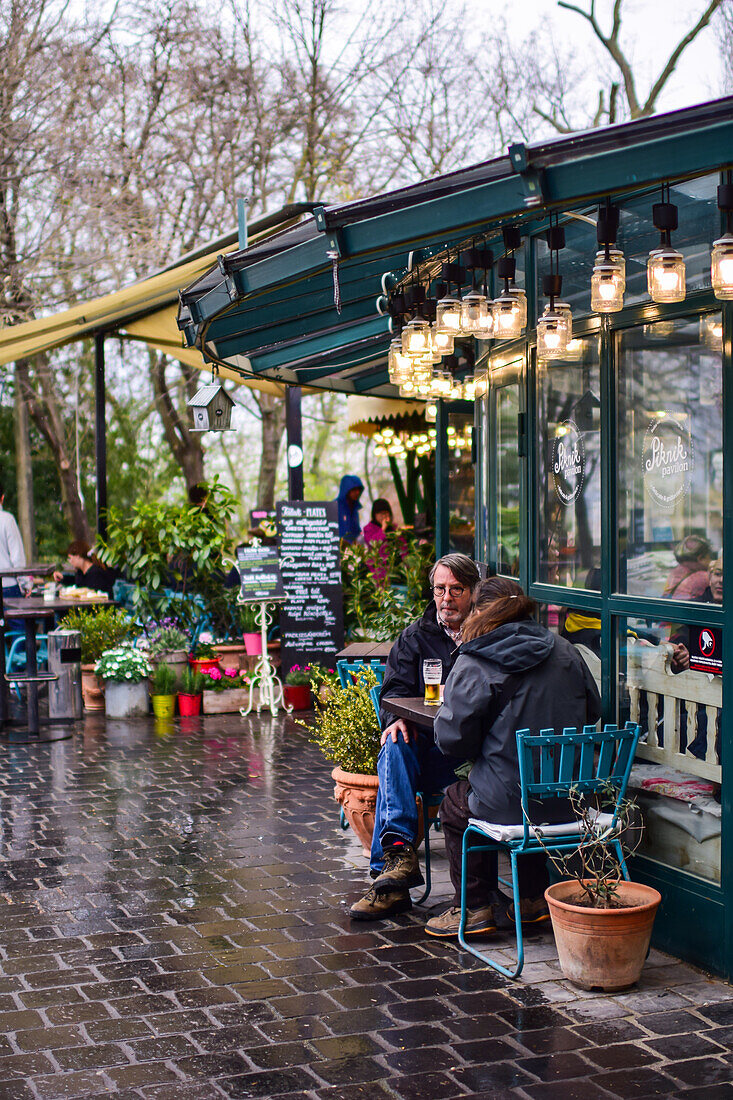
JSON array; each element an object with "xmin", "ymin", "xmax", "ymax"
[{"xmin": 467, "ymin": 811, "xmax": 616, "ymax": 844}]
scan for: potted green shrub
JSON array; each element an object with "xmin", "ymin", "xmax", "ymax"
[
  {"xmin": 283, "ymin": 665, "xmax": 314, "ymax": 711},
  {"xmin": 178, "ymin": 667, "xmax": 205, "ymax": 717},
  {"xmin": 150, "ymin": 661, "xmax": 177, "ymax": 719},
  {"xmin": 540, "ymin": 789, "xmax": 661, "ymax": 991},
  {"xmin": 61, "ymin": 606, "xmax": 135, "ymax": 711},
  {"xmin": 145, "ymin": 620, "xmax": 189, "ymax": 680},
  {"xmin": 95, "ymin": 645, "xmax": 152, "ymax": 718},
  {"xmin": 188, "ymin": 637, "xmax": 220, "ymax": 675},
  {"xmin": 300, "ymin": 667, "xmax": 381, "ymax": 855}
]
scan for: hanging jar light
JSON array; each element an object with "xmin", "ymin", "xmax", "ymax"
[
  {"xmin": 492, "ymin": 227, "xmax": 527, "ymax": 340},
  {"xmin": 460, "ymin": 245, "xmax": 493, "ymax": 337},
  {"xmin": 647, "ymin": 185, "xmax": 686, "ymax": 303},
  {"xmin": 712, "ymin": 172, "xmax": 733, "ymax": 300},
  {"xmin": 388, "ymin": 333, "xmax": 413, "ymax": 386},
  {"xmin": 537, "ymin": 217, "xmax": 571, "ymax": 360},
  {"xmin": 435, "ymin": 256, "xmax": 464, "ymax": 336},
  {"xmin": 429, "ymin": 368, "xmax": 453, "ymax": 398},
  {"xmin": 591, "ymin": 200, "xmax": 625, "ymax": 313}
]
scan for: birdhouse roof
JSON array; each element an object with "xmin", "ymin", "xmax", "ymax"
[{"xmin": 188, "ymin": 382, "xmax": 236, "ymax": 408}]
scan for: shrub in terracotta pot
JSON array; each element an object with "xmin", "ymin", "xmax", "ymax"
[
  {"xmin": 61, "ymin": 606, "xmax": 135, "ymax": 711},
  {"xmin": 540, "ymin": 790, "xmax": 661, "ymax": 991},
  {"xmin": 300, "ymin": 666, "xmax": 381, "ymax": 856}
]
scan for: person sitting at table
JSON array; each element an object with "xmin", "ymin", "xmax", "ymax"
[
  {"xmin": 349, "ymin": 552, "xmax": 480, "ymax": 921},
  {"xmin": 426, "ymin": 576, "xmax": 601, "ymax": 938},
  {"xmin": 0, "ymin": 477, "xmax": 28, "ymax": 598},
  {"xmin": 53, "ymin": 540, "xmax": 115, "ymax": 597}
]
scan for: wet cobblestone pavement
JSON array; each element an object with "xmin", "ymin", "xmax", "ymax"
[{"xmin": 0, "ymin": 711, "xmax": 731, "ymax": 1099}]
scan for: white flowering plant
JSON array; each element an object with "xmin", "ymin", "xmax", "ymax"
[{"xmin": 94, "ymin": 644, "xmax": 152, "ymax": 683}]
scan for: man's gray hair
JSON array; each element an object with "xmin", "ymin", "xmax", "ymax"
[{"xmin": 429, "ymin": 553, "xmax": 480, "ymax": 591}]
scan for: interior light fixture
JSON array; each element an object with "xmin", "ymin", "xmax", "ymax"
[
  {"xmin": 647, "ymin": 185, "xmax": 686, "ymax": 303},
  {"xmin": 591, "ymin": 200, "xmax": 625, "ymax": 313},
  {"xmin": 712, "ymin": 172, "xmax": 733, "ymax": 300},
  {"xmin": 492, "ymin": 227, "xmax": 526, "ymax": 340}
]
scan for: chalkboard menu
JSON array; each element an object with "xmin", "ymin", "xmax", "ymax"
[
  {"xmin": 277, "ymin": 500, "xmax": 343, "ymax": 672},
  {"xmin": 236, "ymin": 546, "xmax": 284, "ymax": 602}
]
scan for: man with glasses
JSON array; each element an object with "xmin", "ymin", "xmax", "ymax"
[{"xmin": 350, "ymin": 553, "xmax": 480, "ymax": 920}]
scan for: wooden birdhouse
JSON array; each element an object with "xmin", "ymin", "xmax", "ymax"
[{"xmin": 188, "ymin": 380, "xmax": 236, "ymax": 432}]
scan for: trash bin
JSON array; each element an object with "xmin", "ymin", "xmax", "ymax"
[{"xmin": 48, "ymin": 629, "xmax": 83, "ymax": 720}]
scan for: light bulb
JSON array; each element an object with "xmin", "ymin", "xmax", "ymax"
[
  {"xmin": 711, "ymin": 233, "xmax": 733, "ymax": 300},
  {"xmin": 591, "ymin": 251, "xmax": 625, "ymax": 313},
  {"xmin": 700, "ymin": 314, "xmax": 723, "ymax": 351},
  {"xmin": 492, "ymin": 286, "xmax": 526, "ymax": 340},
  {"xmin": 647, "ymin": 246, "xmax": 686, "ymax": 303},
  {"xmin": 460, "ymin": 291, "xmax": 490, "ymax": 336},
  {"xmin": 461, "ymin": 376, "xmax": 477, "ymax": 401},
  {"xmin": 388, "ymin": 338, "xmax": 413, "ymax": 385},
  {"xmin": 433, "ymin": 327, "xmax": 454, "ymax": 356},
  {"xmin": 537, "ymin": 307, "xmax": 569, "ymax": 360},
  {"xmin": 425, "ymin": 403, "xmax": 437, "ymax": 423},
  {"xmin": 436, "ymin": 296, "xmax": 462, "ymax": 335},
  {"xmin": 401, "ymin": 317, "xmax": 430, "ymax": 356}
]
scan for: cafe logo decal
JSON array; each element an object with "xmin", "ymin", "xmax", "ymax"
[
  {"xmin": 551, "ymin": 420, "xmax": 585, "ymax": 506},
  {"xmin": 642, "ymin": 415, "xmax": 693, "ymax": 510}
]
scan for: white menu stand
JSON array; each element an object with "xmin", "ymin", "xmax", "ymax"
[{"xmin": 238, "ymin": 598, "xmax": 292, "ymax": 717}]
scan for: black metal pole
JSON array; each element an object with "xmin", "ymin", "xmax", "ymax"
[
  {"xmin": 286, "ymin": 385, "xmax": 304, "ymax": 501},
  {"xmin": 94, "ymin": 333, "xmax": 108, "ymax": 541},
  {"xmin": 435, "ymin": 399, "xmax": 450, "ymax": 556}
]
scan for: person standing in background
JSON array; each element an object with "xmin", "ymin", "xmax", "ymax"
[
  {"xmin": 0, "ymin": 477, "xmax": 27, "ymax": 598},
  {"xmin": 335, "ymin": 475, "xmax": 364, "ymax": 543}
]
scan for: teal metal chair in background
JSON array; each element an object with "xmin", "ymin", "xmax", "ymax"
[
  {"xmin": 337, "ymin": 659, "xmax": 386, "ymax": 689},
  {"xmin": 458, "ymin": 721, "xmax": 641, "ymax": 979},
  {"xmin": 369, "ymin": 684, "xmax": 443, "ymax": 903}
]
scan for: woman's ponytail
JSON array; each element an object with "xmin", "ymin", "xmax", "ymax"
[{"xmin": 462, "ymin": 577, "xmax": 535, "ymax": 641}]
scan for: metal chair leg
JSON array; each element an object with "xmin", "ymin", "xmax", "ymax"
[
  {"xmin": 339, "ymin": 807, "xmax": 349, "ymax": 830},
  {"xmin": 414, "ymin": 793, "xmax": 432, "ymax": 903},
  {"xmin": 457, "ymin": 828, "xmax": 525, "ymax": 979}
]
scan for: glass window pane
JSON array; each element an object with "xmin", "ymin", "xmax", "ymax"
[
  {"xmin": 448, "ymin": 411, "xmax": 475, "ymax": 558},
  {"xmin": 618, "ymin": 315, "xmax": 723, "ymax": 600},
  {"xmin": 537, "ymin": 338, "xmax": 601, "ymax": 589},
  {"xmin": 495, "ymin": 379, "xmax": 520, "ymax": 575},
  {"xmin": 617, "ymin": 616, "xmax": 721, "ymax": 884}
]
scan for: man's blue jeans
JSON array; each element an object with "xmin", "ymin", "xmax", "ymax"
[{"xmin": 370, "ymin": 730, "xmax": 461, "ymax": 874}]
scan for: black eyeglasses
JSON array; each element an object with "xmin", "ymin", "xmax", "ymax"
[{"xmin": 431, "ymin": 584, "xmax": 466, "ymax": 598}]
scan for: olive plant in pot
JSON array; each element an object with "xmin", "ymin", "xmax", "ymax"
[
  {"xmin": 61, "ymin": 607, "xmax": 135, "ymax": 711},
  {"xmin": 178, "ymin": 667, "xmax": 204, "ymax": 717},
  {"xmin": 150, "ymin": 662, "xmax": 177, "ymax": 719},
  {"xmin": 95, "ymin": 645, "xmax": 152, "ymax": 718},
  {"xmin": 539, "ymin": 789, "xmax": 660, "ymax": 992},
  {"xmin": 300, "ymin": 667, "xmax": 381, "ymax": 856}
]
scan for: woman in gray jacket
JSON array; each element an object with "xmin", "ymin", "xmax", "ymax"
[{"xmin": 427, "ymin": 577, "xmax": 601, "ymax": 938}]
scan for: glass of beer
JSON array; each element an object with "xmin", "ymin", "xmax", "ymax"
[{"xmin": 423, "ymin": 659, "xmax": 442, "ymax": 705}]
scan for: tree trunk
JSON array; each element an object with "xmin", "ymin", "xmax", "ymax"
[
  {"xmin": 149, "ymin": 351, "xmax": 205, "ymax": 491},
  {"xmin": 256, "ymin": 392, "xmax": 286, "ymax": 508},
  {"xmin": 13, "ymin": 361, "xmax": 36, "ymax": 558}
]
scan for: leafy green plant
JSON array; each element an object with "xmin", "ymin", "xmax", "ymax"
[
  {"xmin": 60, "ymin": 606, "xmax": 135, "ymax": 664},
  {"xmin": 151, "ymin": 662, "xmax": 177, "ymax": 695},
  {"xmin": 178, "ymin": 668, "xmax": 205, "ymax": 696},
  {"xmin": 285, "ymin": 664, "xmax": 313, "ymax": 686},
  {"xmin": 94, "ymin": 644, "xmax": 151, "ymax": 683},
  {"xmin": 146, "ymin": 621, "xmax": 189, "ymax": 656},
  {"xmin": 299, "ymin": 666, "xmax": 381, "ymax": 775},
  {"xmin": 189, "ymin": 638, "xmax": 218, "ymax": 659},
  {"xmin": 99, "ymin": 479, "xmax": 239, "ymax": 637},
  {"xmin": 341, "ymin": 536, "xmax": 434, "ymax": 641},
  {"xmin": 200, "ymin": 667, "xmax": 247, "ymax": 693},
  {"xmin": 236, "ymin": 601, "xmax": 260, "ymax": 633}
]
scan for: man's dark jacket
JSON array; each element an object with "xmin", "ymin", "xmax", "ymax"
[
  {"xmin": 379, "ymin": 603, "xmax": 457, "ymax": 728},
  {"xmin": 435, "ymin": 619, "xmax": 601, "ymax": 823}
]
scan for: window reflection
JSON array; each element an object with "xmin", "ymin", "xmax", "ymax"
[{"xmin": 618, "ymin": 315, "xmax": 722, "ymax": 601}]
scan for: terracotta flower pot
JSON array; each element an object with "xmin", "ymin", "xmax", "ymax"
[
  {"xmin": 81, "ymin": 665, "xmax": 105, "ymax": 711},
  {"xmin": 332, "ymin": 766, "xmax": 379, "ymax": 856},
  {"xmin": 545, "ymin": 879, "xmax": 662, "ymax": 991},
  {"xmin": 177, "ymin": 693, "xmax": 201, "ymax": 717},
  {"xmin": 283, "ymin": 683, "xmax": 312, "ymax": 710},
  {"xmin": 243, "ymin": 632, "xmax": 262, "ymax": 656}
]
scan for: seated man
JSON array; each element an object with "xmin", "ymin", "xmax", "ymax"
[{"xmin": 349, "ymin": 553, "xmax": 480, "ymax": 920}]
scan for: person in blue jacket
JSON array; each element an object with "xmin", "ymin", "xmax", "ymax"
[{"xmin": 335, "ymin": 475, "xmax": 364, "ymax": 543}]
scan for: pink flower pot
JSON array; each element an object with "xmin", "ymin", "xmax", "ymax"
[{"xmin": 243, "ymin": 632, "xmax": 262, "ymax": 656}]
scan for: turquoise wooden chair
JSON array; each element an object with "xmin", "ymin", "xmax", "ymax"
[
  {"xmin": 369, "ymin": 684, "xmax": 443, "ymax": 903},
  {"xmin": 337, "ymin": 659, "xmax": 386, "ymax": 689},
  {"xmin": 458, "ymin": 721, "xmax": 641, "ymax": 979}
]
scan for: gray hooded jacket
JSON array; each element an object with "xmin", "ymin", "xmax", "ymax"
[{"xmin": 434, "ymin": 619, "xmax": 601, "ymax": 823}]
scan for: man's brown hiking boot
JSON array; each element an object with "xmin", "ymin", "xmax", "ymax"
[
  {"xmin": 349, "ymin": 885, "xmax": 412, "ymax": 921},
  {"xmin": 372, "ymin": 841, "xmax": 424, "ymax": 892}
]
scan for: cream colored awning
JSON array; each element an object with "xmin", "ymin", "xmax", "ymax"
[{"xmin": 347, "ymin": 395, "xmax": 426, "ymax": 437}]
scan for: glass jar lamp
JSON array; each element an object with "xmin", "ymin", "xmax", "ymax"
[
  {"xmin": 647, "ymin": 246, "xmax": 686, "ymax": 303},
  {"xmin": 711, "ymin": 233, "xmax": 733, "ymax": 300}
]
